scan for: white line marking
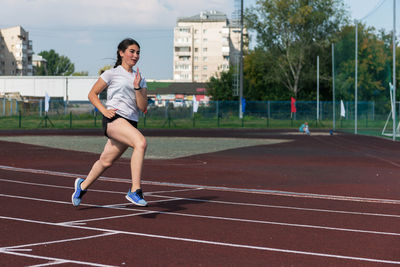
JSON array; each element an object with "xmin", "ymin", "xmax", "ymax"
[
  {"xmin": 0, "ymin": 178, "xmax": 124, "ymax": 195},
  {"xmin": 146, "ymin": 188, "xmax": 204, "ymax": 195},
  {"xmin": 27, "ymin": 260, "xmax": 68, "ymax": 267},
  {"xmin": 4, "ymin": 248, "xmax": 32, "ymax": 252},
  {"xmin": 1, "ymin": 164, "xmax": 400, "ymax": 204},
  {"xmin": 3, "ymin": 232, "xmax": 117, "ymax": 250},
  {"xmin": 27, "ymin": 261, "xmax": 65, "ymax": 267},
  {"xmin": 3, "ymin": 177, "xmax": 400, "ymax": 219},
  {"xmin": 0, "ymin": 215, "xmax": 399, "ymax": 265},
  {"xmin": 0, "ymin": 251, "xmax": 117, "ymax": 267},
  {"xmin": 58, "ymin": 211, "xmax": 158, "ymax": 225},
  {"xmin": 149, "ymin": 194, "xmax": 400, "ymax": 219},
  {"xmin": 4, "ymin": 177, "xmax": 400, "ymax": 219},
  {"xmin": 148, "ymin": 197, "xmax": 184, "ymax": 204},
  {"xmin": 0, "ymin": 194, "xmax": 399, "ymax": 237}
]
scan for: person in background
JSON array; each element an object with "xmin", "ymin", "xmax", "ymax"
[
  {"xmin": 299, "ymin": 122, "xmax": 310, "ymax": 135},
  {"xmin": 72, "ymin": 38, "xmax": 148, "ymax": 207}
]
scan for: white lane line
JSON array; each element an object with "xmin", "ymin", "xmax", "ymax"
[
  {"xmin": 0, "ymin": 215, "xmax": 399, "ymax": 265},
  {"xmin": 2, "ymin": 177, "xmax": 400, "ymax": 219},
  {"xmin": 146, "ymin": 188, "xmax": 204, "ymax": 195},
  {"xmin": 0, "ymin": 178, "xmax": 124, "ymax": 195},
  {"xmin": 0, "ymin": 251, "xmax": 116, "ymax": 267},
  {"xmin": 1, "ymin": 164, "xmax": 400, "ymax": 204},
  {"xmin": 3, "ymin": 248, "xmax": 32, "ymax": 252},
  {"xmin": 1, "ymin": 194, "xmax": 400, "ymax": 237},
  {"xmin": 28, "ymin": 260, "xmax": 68, "ymax": 267},
  {"xmin": 0, "ymin": 177, "xmax": 197, "ymax": 197},
  {"xmin": 58, "ymin": 211, "xmax": 158, "ymax": 226},
  {"xmin": 3, "ymin": 232, "xmax": 116, "ymax": 251},
  {"xmin": 148, "ymin": 197, "xmax": 184, "ymax": 204},
  {"xmin": 149, "ymin": 194, "xmax": 400, "ymax": 219}
]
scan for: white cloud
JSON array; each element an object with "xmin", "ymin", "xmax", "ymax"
[{"xmin": 0, "ymin": 0, "xmax": 235, "ymax": 29}]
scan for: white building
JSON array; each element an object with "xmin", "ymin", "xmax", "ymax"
[
  {"xmin": 0, "ymin": 26, "xmax": 33, "ymax": 76},
  {"xmin": 173, "ymin": 10, "xmax": 246, "ymax": 83}
]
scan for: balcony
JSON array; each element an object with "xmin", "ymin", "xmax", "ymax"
[
  {"xmin": 221, "ymin": 28, "xmax": 229, "ymax": 38},
  {"xmin": 174, "ymin": 41, "xmax": 192, "ymax": 47},
  {"xmin": 174, "ymin": 46, "xmax": 191, "ymax": 56},
  {"xmin": 222, "ymin": 46, "xmax": 230, "ymax": 56}
]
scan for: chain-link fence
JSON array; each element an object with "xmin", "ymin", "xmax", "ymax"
[{"xmin": 0, "ymin": 98, "xmax": 394, "ymax": 138}]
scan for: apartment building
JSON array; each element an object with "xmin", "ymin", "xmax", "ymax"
[
  {"xmin": 0, "ymin": 26, "xmax": 33, "ymax": 76},
  {"xmin": 173, "ymin": 10, "xmax": 246, "ymax": 83}
]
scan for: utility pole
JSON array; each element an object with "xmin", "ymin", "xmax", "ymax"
[
  {"xmin": 393, "ymin": 0, "xmax": 397, "ymax": 140},
  {"xmin": 239, "ymin": 0, "xmax": 244, "ymax": 119}
]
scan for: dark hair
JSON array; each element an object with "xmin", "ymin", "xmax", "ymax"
[{"xmin": 114, "ymin": 38, "xmax": 141, "ymax": 68}]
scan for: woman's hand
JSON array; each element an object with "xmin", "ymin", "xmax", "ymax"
[
  {"xmin": 134, "ymin": 67, "xmax": 141, "ymax": 89},
  {"xmin": 103, "ymin": 108, "xmax": 118, "ymax": 119}
]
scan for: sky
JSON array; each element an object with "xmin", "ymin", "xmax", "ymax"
[{"xmin": 0, "ymin": 0, "xmax": 389, "ymax": 79}]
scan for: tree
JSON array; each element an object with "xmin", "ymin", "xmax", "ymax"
[
  {"xmin": 207, "ymin": 69, "xmax": 238, "ymax": 100},
  {"xmin": 246, "ymin": 0, "xmax": 348, "ymax": 98},
  {"xmin": 334, "ymin": 24, "xmax": 392, "ymax": 103},
  {"xmin": 37, "ymin": 49, "xmax": 75, "ymax": 76},
  {"xmin": 244, "ymin": 48, "xmax": 290, "ymax": 100},
  {"xmin": 72, "ymin": 71, "xmax": 89, "ymax": 76},
  {"xmin": 98, "ymin": 65, "xmax": 112, "ymax": 75}
]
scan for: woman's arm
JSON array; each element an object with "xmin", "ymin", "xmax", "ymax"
[
  {"xmin": 135, "ymin": 87, "xmax": 148, "ymax": 112},
  {"xmin": 88, "ymin": 78, "xmax": 117, "ymax": 119}
]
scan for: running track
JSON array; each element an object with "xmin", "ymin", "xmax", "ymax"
[{"xmin": 0, "ymin": 129, "xmax": 400, "ymax": 266}]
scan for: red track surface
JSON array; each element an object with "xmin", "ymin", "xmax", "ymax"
[{"xmin": 0, "ymin": 129, "xmax": 400, "ymax": 266}]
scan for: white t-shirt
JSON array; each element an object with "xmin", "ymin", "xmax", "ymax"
[{"xmin": 100, "ymin": 65, "xmax": 147, "ymax": 122}]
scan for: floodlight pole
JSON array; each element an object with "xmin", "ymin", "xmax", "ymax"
[
  {"xmin": 393, "ymin": 0, "xmax": 397, "ymax": 141},
  {"xmin": 239, "ymin": 0, "xmax": 244, "ymax": 119},
  {"xmin": 332, "ymin": 43, "xmax": 335, "ymax": 131},
  {"xmin": 355, "ymin": 19, "xmax": 358, "ymax": 135},
  {"xmin": 317, "ymin": 56, "xmax": 320, "ymax": 121}
]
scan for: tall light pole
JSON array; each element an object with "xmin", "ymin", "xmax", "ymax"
[
  {"xmin": 355, "ymin": 19, "xmax": 358, "ymax": 135},
  {"xmin": 393, "ymin": 0, "xmax": 396, "ymax": 141},
  {"xmin": 332, "ymin": 44, "xmax": 336, "ymax": 130},
  {"xmin": 239, "ymin": 0, "xmax": 244, "ymax": 119},
  {"xmin": 317, "ymin": 56, "xmax": 320, "ymax": 122}
]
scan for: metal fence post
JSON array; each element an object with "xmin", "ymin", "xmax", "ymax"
[{"xmin": 19, "ymin": 110, "xmax": 22, "ymax": 128}]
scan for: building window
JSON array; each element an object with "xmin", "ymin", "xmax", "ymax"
[
  {"xmin": 179, "ymin": 28, "xmax": 190, "ymax": 33},
  {"xmin": 194, "ymin": 66, "xmax": 199, "ymax": 70},
  {"xmin": 203, "ymin": 48, "xmax": 207, "ymax": 53},
  {"xmin": 203, "ymin": 38, "xmax": 208, "ymax": 42},
  {"xmin": 203, "ymin": 57, "xmax": 208, "ymax": 61},
  {"xmin": 195, "ymin": 48, "xmax": 198, "ymax": 53},
  {"xmin": 194, "ymin": 56, "xmax": 198, "ymax": 61},
  {"xmin": 203, "ymin": 65, "xmax": 208, "ymax": 70}
]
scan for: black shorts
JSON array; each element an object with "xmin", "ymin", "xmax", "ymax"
[{"xmin": 102, "ymin": 114, "xmax": 138, "ymax": 138}]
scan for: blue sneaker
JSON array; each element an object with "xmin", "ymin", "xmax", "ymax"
[
  {"xmin": 72, "ymin": 178, "xmax": 87, "ymax": 207},
  {"xmin": 126, "ymin": 189, "xmax": 147, "ymax": 206}
]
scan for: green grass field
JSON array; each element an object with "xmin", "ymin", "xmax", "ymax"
[{"xmin": 1, "ymin": 113, "xmax": 397, "ymax": 141}]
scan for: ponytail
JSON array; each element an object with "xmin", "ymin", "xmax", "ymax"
[{"xmin": 114, "ymin": 53, "xmax": 122, "ymax": 68}]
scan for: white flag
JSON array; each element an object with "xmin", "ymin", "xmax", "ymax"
[
  {"xmin": 45, "ymin": 92, "xmax": 50, "ymax": 112},
  {"xmin": 193, "ymin": 95, "xmax": 199, "ymax": 113},
  {"xmin": 340, "ymin": 100, "xmax": 345, "ymax": 118}
]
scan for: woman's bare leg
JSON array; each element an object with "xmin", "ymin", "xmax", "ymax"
[
  {"xmin": 106, "ymin": 118, "xmax": 147, "ymax": 192},
  {"xmin": 80, "ymin": 138, "xmax": 128, "ymax": 190}
]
